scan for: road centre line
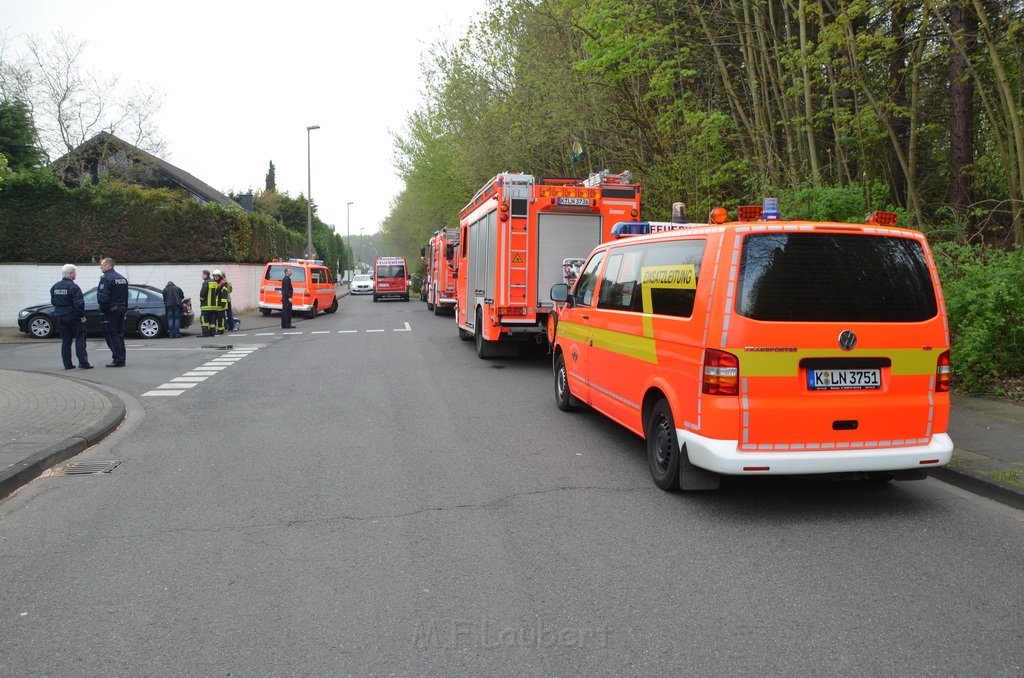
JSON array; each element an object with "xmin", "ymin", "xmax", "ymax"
[{"xmin": 158, "ymin": 382, "xmax": 198, "ymax": 389}]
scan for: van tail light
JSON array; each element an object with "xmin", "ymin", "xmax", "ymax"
[
  {"xmin": 936, "ymin": 351, "xmax": 951, "ymax": 392},
  {"xmin": 703, "ymin": 349, "xmax": 739, "ymax": 395}
]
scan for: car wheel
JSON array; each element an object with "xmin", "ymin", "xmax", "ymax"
[
  {"xmin": 325, "ymin": 298, "xmax": 339, "ymax": 314},
  {"xmin": 137, "ymin": 315, "xmax": 164, "ymax": 339},
  {"xmin": 554, "ymin": 352, "xmax": 580, "ymax": 412},
  {"xmin": 307, "ymin": 301, "xmax": 318, "ymax": 319},
  {"xmin": 261, "ymin": 308, "xmax": 271, "ymax": 317},
  {"xmin": 646, "ymin": 399, "xmax": 681, "ymax": 491},
  {"xmin": 28, "ymin": 314, "xmax": 55, "ymax": 338}
]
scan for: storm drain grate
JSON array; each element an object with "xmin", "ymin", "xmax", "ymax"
[{"xmin": 60, "ymin": 460, "xmax": 123, "ymax": 475}]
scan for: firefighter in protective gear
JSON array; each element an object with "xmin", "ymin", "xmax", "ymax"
[
  {"xmin": 199, "ymin": 269, "xmax": 221, "ymax": 337},
  {"xmin": 212, "ymin": 269, "xmax": 228, "ymax": 334}
]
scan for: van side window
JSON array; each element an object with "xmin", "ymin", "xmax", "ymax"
[
  {"xmin": 598, "ymin": 247, "xmax": 644, "ymax": 311},
  {"xmin": 573, "ymin": 252, "xmax": 605, "ymax": 308},
  {"xmin": 636, "ymin": 240, "xmax": 706, "ymax": 317},
  {"xmin": 311, "ymin": 270, "xmax": 322, "ymax": 284}
]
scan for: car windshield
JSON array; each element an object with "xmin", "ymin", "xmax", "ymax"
[{"xmin": 354, "ymin": 275, "xmax": 372, "ymax": 281}]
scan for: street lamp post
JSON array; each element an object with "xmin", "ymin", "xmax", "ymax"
[
  {"xmin": 346, "ymin": 201, "xmax": 354, "ymax": 275},
  {"xmin": 305, "ymin": 124, "xmax": 320, "ymax": 258}
]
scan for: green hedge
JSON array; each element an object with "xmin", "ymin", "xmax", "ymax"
[
  {"xmin": 933, "ymin": 242, "xmax": 1024, "ymax": 394},
  {"xmin": 0, "ymin": 171, "xmax": 306, "ymax": 263}
]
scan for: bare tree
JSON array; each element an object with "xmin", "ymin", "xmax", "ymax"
[{"xmin": 0, "ymin": 31, "xmax": 164, "ymax": 163}]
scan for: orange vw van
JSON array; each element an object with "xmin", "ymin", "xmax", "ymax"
[
  {"xmin": 258, "ymin": 259, "xmax": 339, "ymax": 318},
  {"xmin": 549, "ymin": 201, "xmax": 953, "ymax": 491}
]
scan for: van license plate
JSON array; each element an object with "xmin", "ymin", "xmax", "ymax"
[{"xmin": 807, "ymin": 369, "xmax": 881, "ymax": 390}]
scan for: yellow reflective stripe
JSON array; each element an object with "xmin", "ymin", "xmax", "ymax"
[
  {"xmin": 593, "ymin": 326, "xmax": 658, "ymax": 363},
  {"xmin": 739, "ymin": 349, "xmax": 944, "ymax": 376},
  {"xmin": 560, "ymin": 320, "xmax": 658, "ymax": 364}
]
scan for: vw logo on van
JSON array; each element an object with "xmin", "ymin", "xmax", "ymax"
[{"xmin": 838, "ymin": 330, "xmax": 858, "ymax": 351}]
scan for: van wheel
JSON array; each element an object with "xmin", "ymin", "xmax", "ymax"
[
  {"xmin": 325, "ymin": 298, "xmax": 338, "ymax": 314},
  {"xmin": 646, "ymin": 399, "xmax": 681, "ymax": 491},
  {"xmin": 554, "ymin": 353, "xmax": 580, "ymax": 411},
  {"xmin": 307, "ymin": 302, "xmax": 318, "ymax": 319},
  {"xmin": 260, "ymin": 309, "xmax": 271, "ymax": 317},
  {"xmin": 373, "ymin": 295, "xmax": 379, "ymax": 303},
  {"xmin": 427, "ymin": 300, "xmax": 435, "ymax": 311},
  {"xmin": 475, "ymin": 308, "xmax": 496, "ymax": 359}
]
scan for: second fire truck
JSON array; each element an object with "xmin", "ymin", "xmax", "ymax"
[
  {"xmin": 421, "ymin": 228, "xmax": 459, "ymax": 314},
  {"xmin": 455, "ymin": 170, "xmax": 641, "ymax": 358}
]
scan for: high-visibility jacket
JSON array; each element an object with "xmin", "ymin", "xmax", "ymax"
[
  {"xmin": 218, "ymin": 280, "xmax": 231, "ymax": 311},
  {"xmin": 199, "ymin": 279, "xmax": 221, "ymax": 311}
]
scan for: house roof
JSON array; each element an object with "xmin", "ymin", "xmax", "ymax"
[{"xmin": 51, "ymin": 131, "xmax": 242, "ymax": 208}]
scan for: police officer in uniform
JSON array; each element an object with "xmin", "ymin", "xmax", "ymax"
[
  {"xmin": 97, "ymin": 257, "xmax": 129, "ymax": 367},
  {"xmin": 281, "ymin": 267, "xmax": 295, "ymax": 328},
  {"xmin": 50, "ymin": 263, "xmax": 92, "ymax": 370}
]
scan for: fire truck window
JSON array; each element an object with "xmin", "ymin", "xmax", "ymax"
[
  {"xmin": 574, "ymin": 252, "xmax": 605, "ymax": 308},
  {"xmin": 636, "ymin": 240, "xmax": 706, "ymax": 317},
  {"xmin": 598, "ymin": 246, "xmax": 643, "ymax": 311}
]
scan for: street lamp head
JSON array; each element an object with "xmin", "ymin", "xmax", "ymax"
[{"xmin": 307, "ymin": 124, "xmax": 320, "ymax": 131}]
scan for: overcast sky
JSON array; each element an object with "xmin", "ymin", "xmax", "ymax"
[{"xmin": 2, "ymin": 0, "xmax": 486, "ymax": 237}]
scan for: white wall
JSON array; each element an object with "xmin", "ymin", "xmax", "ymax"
[{"xmin": 1, "ymin": 263, "xmax": 266, "ymax": 328}]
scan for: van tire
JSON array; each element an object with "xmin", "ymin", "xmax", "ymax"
[
  {"xmin": 554, "ymin": 353, "xmax": 580, "ymax": 411},
  {"xmin": 646, "ymin": 399, "xmax": 681, "ymax": 491},
  {"xmin": 307, "ymin": 302, "xmax": 318, "ymax": 319},
  {"xmin": 261, "ymin": 309, "xmax": 271, "ymax": 317},
  {"xmin": 325, "ymin": 298, "xmax": 338, "ymax": 314}
]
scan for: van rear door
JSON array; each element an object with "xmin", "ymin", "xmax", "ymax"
[{"xmin": 727, "ymin": 230, "xmax": 948, "ymax": 451}]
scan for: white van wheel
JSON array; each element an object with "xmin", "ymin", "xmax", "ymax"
[
  {"xmin": 554, "ymin": 352, "xmax": 579, "ymax": 411},
  {"xmin": 646, "ymin": 400, "xmax": 681, "ymax": 491}
]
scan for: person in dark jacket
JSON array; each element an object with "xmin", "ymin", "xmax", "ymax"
[
  {"xmin": 281, "ymin": 267, "xmax": 295, "ymax": 328},
  {"xmin": 162, "ymin": 280, "xmax": 185, "ymax": 338},
  {"xmin": 50, "ymin": 264, "xmax": 92, "ymax": 370},
  {"xmin": 97, "ymin": 257, "xmax": 129, "ymax": 367}
]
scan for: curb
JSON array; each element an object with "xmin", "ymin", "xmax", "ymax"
[
  {"xmin": 0, "ymin": 390, "xmax": 127, "ymax": 500},
  {"xmin": 931, "ymin": 464, "xmax": 1024, "ymax": 512}
]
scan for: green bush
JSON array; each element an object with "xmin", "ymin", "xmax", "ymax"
[{"xmin": 933, "ymin": 242, "xmax": 1024, "ymax": 394}]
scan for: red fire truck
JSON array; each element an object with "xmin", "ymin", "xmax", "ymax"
[
  {"xmin": 455, "ymin": 170, "xmax": 641, "ymax": 357},
  {"xmin": 421, "ymin": 228, "xmax": 459, "ymax": 314}
]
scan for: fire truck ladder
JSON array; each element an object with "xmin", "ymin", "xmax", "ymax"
[{"xmin": 507, "ymin": 220, "xmax": 528, "ymax": 306}]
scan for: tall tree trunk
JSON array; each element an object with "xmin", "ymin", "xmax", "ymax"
[
  {"xmin": 798, "ymin": 0, "xmax": 822, "ymax": 186},
  {"xmin": 971, "ymin": 0, "xmax": 1024, "ymax": 244},
  {"xmin": 947, "ymin": 0, "xmax": 977, "ymax": 226},
  {"xmin": 887, "ymin": 2, "xmax": 910, "ymax": 208}
]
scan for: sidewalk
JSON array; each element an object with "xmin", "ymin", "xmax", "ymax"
[{"xmin": 1, "ymin": 310, "xmax": 1022, "ymax": 506}]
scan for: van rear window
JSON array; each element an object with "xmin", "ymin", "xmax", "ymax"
[{"xmin": 737, "ymin": 233, "xmax": 937, "ymax": 322}]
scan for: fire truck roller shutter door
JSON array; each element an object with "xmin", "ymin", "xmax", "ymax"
[{"xmin": 536, "ymin": 213, "xmax": 603, "ymax": 309}]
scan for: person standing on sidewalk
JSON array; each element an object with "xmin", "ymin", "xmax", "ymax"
[
  {"xmin": 162, "ymin": 280, "xmax": 185, "ymax": 338},
  {"xmin": 198, "ymin": 269, "xmax": 221, "ymax": 338},
  {"xmin": 50, "ymin": 264, "xmax": 92, "ymax": 370},
  {"xmin": 97, "ymin": 257, "xmax": 128, "ymax": 367},
  {"xmin": 281, "ymin": 267, "xmax": 295, "ymax": 328}
]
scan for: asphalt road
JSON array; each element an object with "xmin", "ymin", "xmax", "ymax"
[{"xmin": 1, "ymin": 296, "xmax": 1022, "ymax": 676}]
